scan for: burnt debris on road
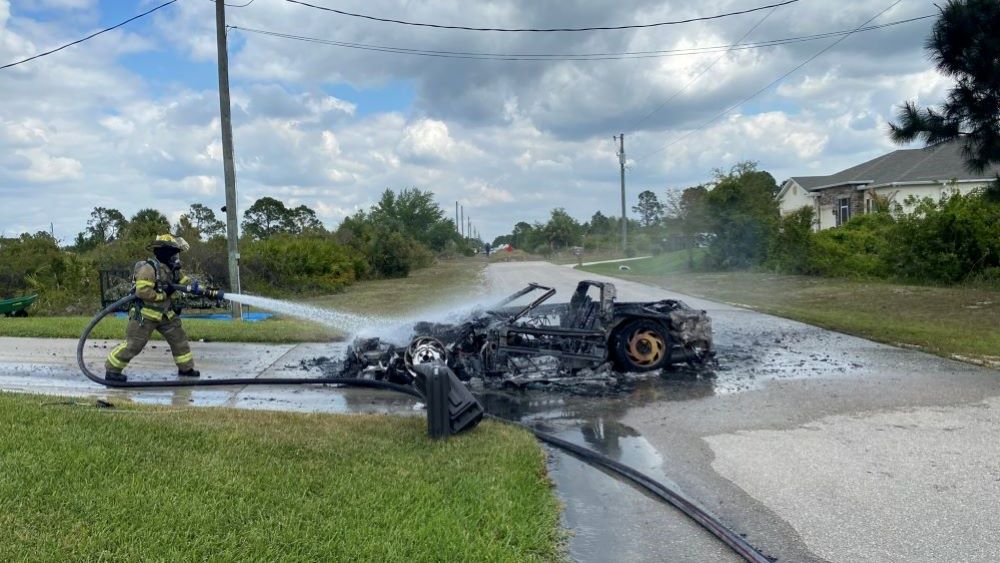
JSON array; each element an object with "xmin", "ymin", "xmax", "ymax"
[{"xmin": 326, "ymin": 280, "xmax": 715, "ymax": 392}]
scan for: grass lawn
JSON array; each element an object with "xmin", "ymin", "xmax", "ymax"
[
  {"xmin": 0, "ymin": 392, "xmax": 561, "ymax": 562},
  {"xmin": 0, "ymin": 259, "xmax": 486, "ymax": 342},
  {"xmin": 0, "ymin": 316, "xmax": 340, "ymax": 343},
  {"xmin": 581, "ymin": 253, "xmax": 1000, "ymax": 366},
  {"xmin": 308, "ymin": 258, "xmax": 486, "ymax": 316},
  {"xmin": 578, "ymin": 249, "xmax": 705, "ymax": 276}
]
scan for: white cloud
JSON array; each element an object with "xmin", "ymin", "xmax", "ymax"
[
  {"xmin": 396, "ymin": 119, "xmax": 460, "ymax": 163},
  {"xmin": 0, "ymin": 0, "xmax": 961, "ymax": 243},
  {"xmin": 17, "ymin": 148, "xmax": 83, "ymax": 182}
]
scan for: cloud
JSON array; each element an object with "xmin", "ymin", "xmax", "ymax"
[
  {"xmin": 396, "ymin": 119, "xmax": 462, "ymax": 163},
  {"xmin": 0, "ymin": 0, "xmax": 958, "ymax": 243}
]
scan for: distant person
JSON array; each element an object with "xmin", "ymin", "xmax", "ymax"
[{"xmin": 105, "ymin": 234, "xmax": 206, "ymax": 382}]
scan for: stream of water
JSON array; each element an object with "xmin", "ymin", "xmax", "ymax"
[{"xmin": 223, "ymin": 293, "xmax": 392, "ymax": 336}]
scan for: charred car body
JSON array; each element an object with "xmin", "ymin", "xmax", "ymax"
[{"xmin": 341, "ymin": 281, "xmax": 713, "ymax": 389}]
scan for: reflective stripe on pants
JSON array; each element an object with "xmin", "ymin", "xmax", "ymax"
[{"xmin": 104, "ymin": 314, "xmax": 195, "ymax": 374}]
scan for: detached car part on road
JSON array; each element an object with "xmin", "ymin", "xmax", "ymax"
[{"xmin": 341, "ymin": 280, "xmax": 714, "ymax": 388}]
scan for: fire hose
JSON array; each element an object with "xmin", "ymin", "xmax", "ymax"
[
  {"xmin": 76, "ymin": 294, "xmax": 421, "ymax": 397},
  {"xmin": 77, "ymin": 294, "xmax": 769, "ymax": 563}
]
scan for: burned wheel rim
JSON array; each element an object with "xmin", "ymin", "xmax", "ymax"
[
  {"xmin": 626, "ymin": 329, "xmax": 665, "ymax": 366},
  {"xmin": 613, "ymin": 320, "xmax": 671, "ymax": 372}
]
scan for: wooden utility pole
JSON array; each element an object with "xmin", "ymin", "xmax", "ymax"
[
  {"xmin": 455, "ymin": 201, "xmax": 459, "ymax": 232},
  {"xmin": 215, "ymin": 0, "xmax": 242, "ymax": 320},
  {"xmin": 614, "ymin": 133, "xmax": 627, "ymax": 253},
  {"xmin": 460, "ymin": 205, "xmax": 465, "ymax": 238}
]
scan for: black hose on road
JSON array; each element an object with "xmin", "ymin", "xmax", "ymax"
[
  {"xmin": 76, "ymin": 295, "xmax": 421, "ymax": 397},
  {"xmin": 78, "ymin": 296, "xmax": 768, "ymax": 563},
  {"xmin": 487, "ymin": 414, "xmax": 771, "ymax": 563}
]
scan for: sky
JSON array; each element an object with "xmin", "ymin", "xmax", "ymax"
[{"xmin": 0, "ymin": 0, "xmax": 950, "ymax": 243}]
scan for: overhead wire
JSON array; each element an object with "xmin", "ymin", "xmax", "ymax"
[
  {"xmin": 227, "ymin": 15, "xmax": 933, "ymax": 62},
  {"xmin": 634, "ymin": 0, "xmax": 907, "ymax": 161},
  {"xmin": 0, "ymin": 0, "xmax": 178, "ymax": 71},
  {"xmin": 627, "ymin": 5, "xmax": 779, "ymax": 132},
  {"xmin": 284, "ymin": 0, "xmax": 800, "ymax": 32}
]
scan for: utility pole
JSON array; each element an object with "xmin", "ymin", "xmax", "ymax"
[
  {"xmin": 467, "ymin": 217, "xmax": 471, "ymax": 240},
  {"xmin": 215, "ymin": 0, "xmax": 242, "ymax": 320},
  {"xmin": 455, "ymin": 201, "xmax": 459, "ymax": 233},
  {"xmin": 614, "ymin": 133, "xmax": 627, "ymax": 253},
  {"xmin": 460, "ymin": 205, "xmax": 465, "ymax": 238}
]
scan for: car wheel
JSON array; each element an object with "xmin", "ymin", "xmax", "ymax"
[{"xmin": 613, "ymin": 320, "xmax": 670, "ymax": 372}]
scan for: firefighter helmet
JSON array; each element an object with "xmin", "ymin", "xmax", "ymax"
[{"xmin": 148, "ymin": 234, "xmax": 190, "ymax": 253}]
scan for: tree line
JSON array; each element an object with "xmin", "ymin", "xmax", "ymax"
[{"xmin": 0, "ymin": 188, "xmax": 477, "ymax": 314}]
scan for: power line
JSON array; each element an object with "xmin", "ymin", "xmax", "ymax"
[
  {"xmin": 285, "ymin": 0, "xmax": 800, "ymax": 32},
  {"xmin": 628, "ymin": 5, "xmax": 778, "ymax": 132},
  {"xmin": 0, "ymin": 0, "xmax": 178, "ymax": 71},
  {"xmin": 635, "ymin": 0, "xmax": 906, "ymax": 161},
  {"xmin": 228, "ymin": 15, "xmax": 933, "ymax": 62}
]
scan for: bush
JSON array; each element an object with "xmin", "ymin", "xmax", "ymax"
[
  {"xmin": 241, "ymin": 235, "xmax": 358, "ymax": 295},
  {"xmin": 883, "ymin": 193, "xmax": 1000, "ymax": 283},
  {"xmin": 0, "ymin": 233, "xmax": 100, "ymax": 315},
  {"xmin": 767, "ymin": 207, "xmax": 815, "ymax": 274},
  {"xmin": 366, "ymin": 229, "xmax": 434, "ymax": 279},
  {"xmin": 806, "ymin": 213, "xmax": 893, "ymax": 278}
]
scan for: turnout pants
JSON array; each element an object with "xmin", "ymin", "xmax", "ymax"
[{"xmin": 105, "ymin": 311, "xmax": 195, "ymax": 374}]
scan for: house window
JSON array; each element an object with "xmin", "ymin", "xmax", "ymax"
[{"xmin": 837, "ymin": 197, "xmax": 851, "ymax": 226}]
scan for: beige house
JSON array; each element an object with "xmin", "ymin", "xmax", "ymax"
[{"xmin": 777, "ymin": 141, "xmax": 1000, "ymax": 230}]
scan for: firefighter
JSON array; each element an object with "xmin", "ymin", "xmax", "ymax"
[{"xmin": 105, "ymin": 234, "xmax": 205, "ymax": 382}]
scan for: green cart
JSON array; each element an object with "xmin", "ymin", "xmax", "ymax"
[{"xmin": 0, "ymin": 294, "xmax": 37, "ymax": 317}]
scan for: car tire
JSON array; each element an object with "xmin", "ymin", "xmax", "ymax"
[{"xmin": 613, "ymin": 320, "xmax": 671, "ymax": 372}]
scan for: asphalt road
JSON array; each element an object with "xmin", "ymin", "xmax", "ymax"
[{"xmin": 487, "ymin": 261, "xmax": 1000, "ymax": 563}]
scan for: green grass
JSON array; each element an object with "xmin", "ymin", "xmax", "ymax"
[
  {"xmin": 308, "ymin": 258, "xmax": 486, "ymax": 316},
  {"xmin": 576, "ymin": 249, "xmax": 705, "ymax": 276},
  {"xmin": 0, "ymin": 259, "xmax": 486, "ymax": 342},
  {"xmin": 581, "ymin": 257, "xmax": 1000, "ymax": 366},
  {"xmin": 0, "ymin": 393, "xmax": 561, "ymax": 562},
  {"xmin": 0, "ymin": 316, "xmax": 341, "ymax": 343}
]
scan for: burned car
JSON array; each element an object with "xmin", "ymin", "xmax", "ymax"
[{"xmin": 341, "ymin": 280, "xmax": 713, "ymax": 389}]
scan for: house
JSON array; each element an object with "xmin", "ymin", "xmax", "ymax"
[{"xmin": 777, "ymin": 141, "xmax": 1000, "ymax": 230}]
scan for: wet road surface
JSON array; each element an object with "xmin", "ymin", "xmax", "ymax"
[{"xmin": 486, "ymin": 261, "xmax": 1000, "ymax": 563}]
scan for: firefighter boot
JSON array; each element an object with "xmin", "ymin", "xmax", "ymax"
[
  {"xmin": 178, "ymin": 368, "xmax": 201, "ymax": 378},
  {"xmin": 105, "ymin": 370, "xmax": 127, "ymax": 383}
]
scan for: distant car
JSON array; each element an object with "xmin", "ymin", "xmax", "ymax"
[{"xmin": 342, "ymin": 281, "xmax": 713, "ymax": 387}]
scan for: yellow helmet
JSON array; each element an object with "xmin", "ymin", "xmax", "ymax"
[{"xmin": 149, "ymin": 234, "xmax": 190, "ymax": 252}]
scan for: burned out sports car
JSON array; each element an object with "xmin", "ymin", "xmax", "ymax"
[{"xmin": 341, "ymin": 280, "xmax": 713, "ymax": 388}]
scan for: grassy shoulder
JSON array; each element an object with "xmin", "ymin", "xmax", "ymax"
[
  {"xmin": 0, "ymin": 259, "xmax": 486, "ymax": 342},
  {"xmin": 0, "ymin": 392, "xmax": 561, "ymax": 562},
  {"xmin": 580, "ymin": 252, "xmax": 1000, "ymax": 366},
  {"xmin": 0, "ymin": 315, "xmax": 340, "ymax": 343},
  {"xmin": 308, "ymin": 257, "xmax": 486, "ymax": 316}
]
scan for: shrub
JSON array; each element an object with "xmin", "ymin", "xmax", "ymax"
[
  {"xmin": 767, "ymin": 207, "xmax": 815, "ymax": 274},
  {"xmin": 0, "ymin": 233, "xmax": 100, "ymax": 315},
  {"xmin": 883, "ymin": 193, "xmax": 1000, "ymax": 282},
  {"xmin": 806, "ymin": 213, "xmax": 893, "ymax": 278},
  {"xmin": 241, "ymin": 235, "xmax": 358, "ymax": 295}
]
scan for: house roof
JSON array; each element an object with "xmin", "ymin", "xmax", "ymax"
[{"xmin": 786, "ymin": 140, "xmax": 1000, "ymax": 192}]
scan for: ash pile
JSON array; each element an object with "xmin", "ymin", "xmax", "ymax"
[{"xmin": 332, "ymin": 281, "xmax": 715, "ymax": 394}]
